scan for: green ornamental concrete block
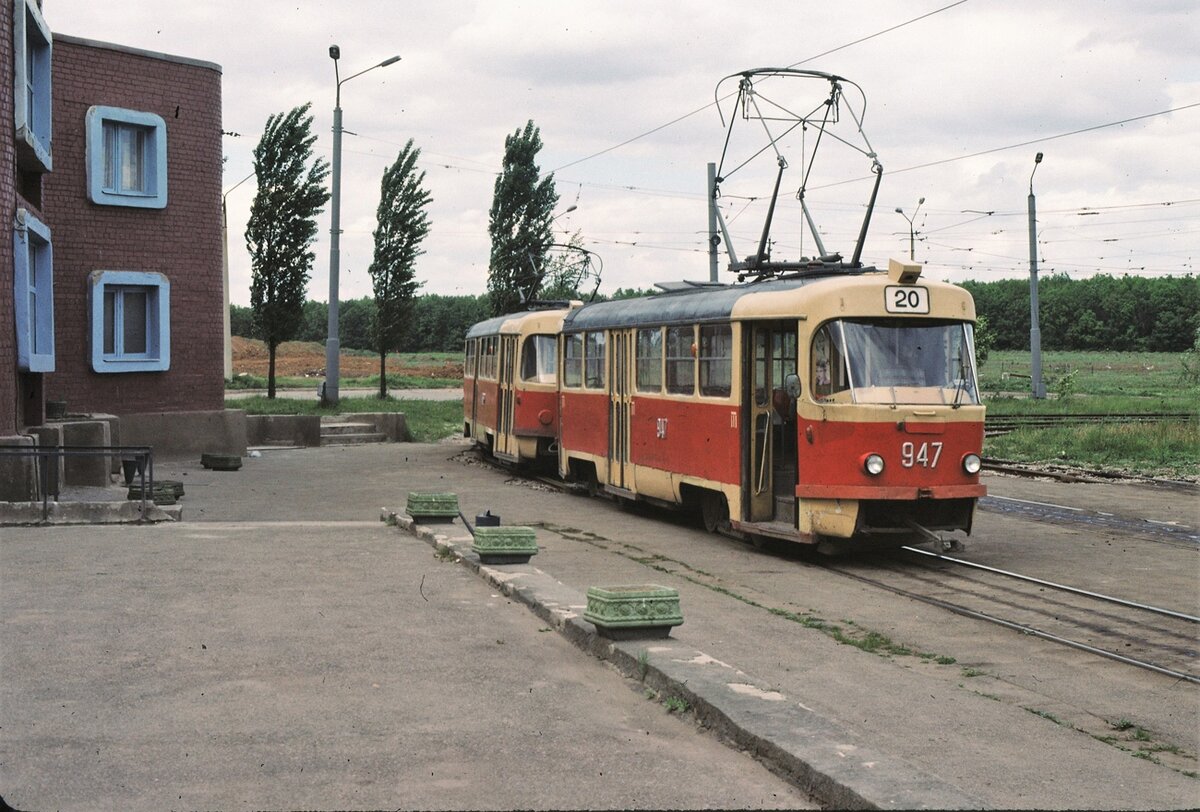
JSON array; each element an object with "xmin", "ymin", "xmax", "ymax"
[
  {"xmin": 584, "ymin": 585, "xmax": 684, "ymax": 640},
  {"xmin": 405, "ymin": 491, "xmax": 459, "ymax": 523},
  {"xmin": 471, "ymin": 525, "xmax": 538, "ymax": 564},
  {"xmin": 127, "ymin": 479, "xmax": 184, "ymax": 503}
]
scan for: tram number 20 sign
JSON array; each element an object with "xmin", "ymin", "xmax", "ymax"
[{"xmin": 885, "ymin": 285, "xmax": 930, "ymax": 314}]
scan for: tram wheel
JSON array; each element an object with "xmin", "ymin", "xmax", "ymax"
[{"xmin": 700, "ymin": 492, "xmax": 729, "ymax": 534}]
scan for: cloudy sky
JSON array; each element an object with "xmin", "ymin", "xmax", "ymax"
[{"xmin": 47, "ymin": 0, "xmax": 1198, "ymax": 305}]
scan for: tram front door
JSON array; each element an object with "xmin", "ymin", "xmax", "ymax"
[{"xmin": 746, "ymin": 323, "xmax": 798, "ymax": 523}]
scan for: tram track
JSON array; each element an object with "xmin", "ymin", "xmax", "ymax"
[
  {"xmin": 820, "ymin": 548, "xmax": 1200, "ymax": 685},
  {"xmin": 466, "ymin": 447, "xmax": 1199, "ymax": 683},
  {"xmin": 984, "ymin": 411, "xmax": 1195, "ymax": 436}
]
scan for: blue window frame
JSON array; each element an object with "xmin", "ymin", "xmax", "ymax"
[
  {"xmin": 13, "ymin": 209, "xmax": 54, "ymax": 372},
  {"xmin": 88, "ymin": 271, "xmax": 170, "ymax": 373},
  {"xmin": 86, "ymin": 107, "xmax": 168, "ymax": 208},
  {"xmin": 13, "ymin": 0, "xmax": 53, "ymax": 173}
]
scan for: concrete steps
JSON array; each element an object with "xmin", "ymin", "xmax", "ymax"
[{"xmin": 319, "ymin": 420, "xmax": 386, "ymax": 446}]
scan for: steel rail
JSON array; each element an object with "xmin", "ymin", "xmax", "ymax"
[
  {"xmin": 900, "ymin": 546, "xmax": 1200, "ymax": 623},
  {"xmin": 824, "ymin": 563, "xmax": 1200, "ymax": 686}
]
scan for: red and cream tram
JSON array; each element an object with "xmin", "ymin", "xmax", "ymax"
[
  {"xmin": 463, "ymin": 303, "xmax": 579, "ymax": 465},
  {"xmin": 553, "ymin": 260, "xmax": 986, "ymax": 548}
]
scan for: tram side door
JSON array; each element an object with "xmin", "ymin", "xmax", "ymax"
[
  {"xmin": 494, "ymin": 335, "xmax": 518, "ymax": 459},
  {"xmin": 744, "ymin": 322, "xmax": 799, "ymax": 523},
  {"xmin": 608, "ymin": 329, "xmax": 633, "ymax": 490}
]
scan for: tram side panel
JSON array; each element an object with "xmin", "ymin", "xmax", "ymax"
[{"xmin": 628, "ymin": 395, "xmax": 740, "ymax": 503}]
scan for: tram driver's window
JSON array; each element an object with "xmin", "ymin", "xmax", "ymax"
[
  {"xmin": 563, "ymin": 333, "xmax": 583, "ymax": 388},
  {"xmin": 812, "ymin": 324, "xmax": 848, "ymax": 398}
]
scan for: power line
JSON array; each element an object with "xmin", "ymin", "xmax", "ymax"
[
  {"xmin": 548, "ymin": 0, "xmax": 973, "ymax": 173},
  {"xmin": 810, "ymin": 102, "xmax": 1200, "ymax": 190}
]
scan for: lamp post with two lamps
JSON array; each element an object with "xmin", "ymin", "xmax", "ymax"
[
  {"xmin": 323, "ymin": 45, "xmax": 401, "ymax": 406},
  {"xmin": 894, "ymin": 197, "xmax": 925, "ymax": 261}
]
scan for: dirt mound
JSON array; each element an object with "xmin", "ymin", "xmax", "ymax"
[{"xmin": 231, "ymin": 336, "xmax": 461, "ymax": 381}]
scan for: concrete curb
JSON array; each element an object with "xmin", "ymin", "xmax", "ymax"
[
  {"xmin": 385, "ymin": 509, "xmax": 985, "ymax": 811},
  {"xmin": 0, "ymin": 500, "xmax": 181, "ymax": 525}
]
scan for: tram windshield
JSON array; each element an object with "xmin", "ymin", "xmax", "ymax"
[{"xmin": 812, "ymin": 319, "xmax": 979, "ymax": 406}]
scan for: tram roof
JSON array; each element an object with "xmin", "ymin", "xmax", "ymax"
[{"xmin": 563, "ymin": 272, "xmax": 855, "ymax": 331}]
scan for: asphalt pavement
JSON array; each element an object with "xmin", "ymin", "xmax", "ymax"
[{"xmin": 2, "ymin": 440, "xmax": 1196, "ymax": 810}]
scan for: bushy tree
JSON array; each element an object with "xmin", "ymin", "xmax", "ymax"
[
  {"xmin": 369, "ymin": 140, "xmax": 432, "ymax": 397},
  {"xmin": 245, "ymin": 103, "xmax": 330, "ymax": 397},
  {"xmin": 487, "ymin": 120, "xmax": 559, "ymax": 316}
]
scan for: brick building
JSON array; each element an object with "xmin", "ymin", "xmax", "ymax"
[{"xmin": 2, "ymin": 1, "xmax": 235, "ymax": 500}]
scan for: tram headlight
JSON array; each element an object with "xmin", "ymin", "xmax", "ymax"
[
  {"xmin": 962, "ymin": 453, "xmax": 982, "ymax": 475},
  {"xmin": 863, "ymin": 453, "xmax": 885, "ymax": 476}
]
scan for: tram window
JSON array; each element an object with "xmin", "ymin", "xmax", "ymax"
[
  {"xmin": 484, "ymin": 336, "xmax": 498, "ymax": 379},
  {"xmin": 521, "ymin": 334, "xmax": 558, "ymax": 383},
  {"xmin": 636, "ymin": 328, "xmax": 663, "ymax": 392},
  {"xmin": 584, "ymin": 331, "xmax": 606, "ymax": 389},
  {"xmin": 464, "ymin": 339, "xmax": 476, "ymax": 377},
  {"xmin": 699, "ymin": 324, "xmax": 732, "ymax": 397},
  {"xmin": 563, "ymin": 333, "xmax": 583, "ymax": 388},
  {"xmin": 812, "ymin": 323, "xmax": 849, "ymax": 398},
  {"xmin": 666, "ymin": 326, "xmax": 695, "ymax": 395}
]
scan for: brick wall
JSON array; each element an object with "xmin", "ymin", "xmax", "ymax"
[{"xmin": 44, "ymin": 37, "xmax": 224, "ymax": 415}]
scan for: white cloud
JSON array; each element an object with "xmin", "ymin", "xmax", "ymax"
[{"xmin": 46, "ymin": 0, "xmax": 1200, "ymax": 304}]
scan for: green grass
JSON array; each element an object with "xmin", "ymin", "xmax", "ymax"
[
  {"xmin": 227, "ymin": 396, "xmax": 463, "ymax": 443},
  {"xmin": 979, "ymin": 350, "xmax": 1199, "ymax": 478},
  {"xmin": 986, "ymin": 421, "xmax": 1199, "ymax": 478},
  {"xmin": 980, "ymin": 350, "xmax": 1198, "ymax": 412}
]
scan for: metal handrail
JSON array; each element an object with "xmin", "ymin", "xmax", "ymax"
[{"xmin": 0, "ymin": 445, "xmax": 155, "ymax": 523}]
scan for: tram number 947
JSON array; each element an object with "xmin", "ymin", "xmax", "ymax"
[{"xmin": 901, "ymin": 441, "xmax": 943, "ymax": 468}]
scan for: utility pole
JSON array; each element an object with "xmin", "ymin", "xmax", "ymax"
[
  {"xmin": 1028, "ymin": 152, "xmax": 1046, "ymax": 399},
  {"xmin": 894, "ymin": 197, "xmax": 924, "ymax": 261},
  {"xmin": 707, "ymin": 162, "xmax": 719, "ymax": 282}
]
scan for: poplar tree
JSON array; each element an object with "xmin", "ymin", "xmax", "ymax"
[
  {"xmin": 487, "ymin": 120, "xmax": 559, "ymax": 316},
  {"xmin": 245, "ymin": 103, "xmax": 330, "ymax": 398},
  {"xmin": 368, "ymin": 140, "xmax": 431, "ymax": 398}
]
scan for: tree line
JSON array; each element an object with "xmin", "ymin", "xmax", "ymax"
[
  {"xmin": 962, "ymin": 274, "xmax": 1198, "ymax": 352},
  {"xmin": 233, "ymin": 275, "xmax": 1197, "ymax": 356}
]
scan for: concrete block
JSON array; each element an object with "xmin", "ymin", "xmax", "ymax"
[
  {"xmin": 352, "ymin": 412, "xmax": 411, "ymax": 442},
  {"xmin": 25, "ymin": 425, "xmax": 63, "ymax": 497},
  {"xmin": 121, "ymin": 409, "xmax": 248, "ymax": 459},
  {"xmin": 60, "ymin": 420, "xmax": 112, "ymax": 486},
  {"xmin": 246, "ymin": 414, "xmax": 321, "ymax": 447},
  {"xmin": 0, "ymin": 435, "xmax": 39, "ymax": 501}
]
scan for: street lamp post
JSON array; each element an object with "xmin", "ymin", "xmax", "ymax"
[
  {"xmin": 894, "ymin": 197, "xmax": 925, "ymax": 261},
  {"xmin": 323, "ymin": 45, "xmax": 400, "ymax": 406},
  {"xmin": 1028, "ymin": 152, "xmax": 1046, "ymax": 399}
]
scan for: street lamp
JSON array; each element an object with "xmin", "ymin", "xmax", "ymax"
[
  {"xmin": 323, "ymin": 45, "xmax": 401, "ymax": 406},
  {"xmin": 1028, "ymin": 152, "xmax": 1046, "ymax": 399},
  {"xmin": 894, "ymin": 197, "xmax": 925, "ymax": 261}
]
